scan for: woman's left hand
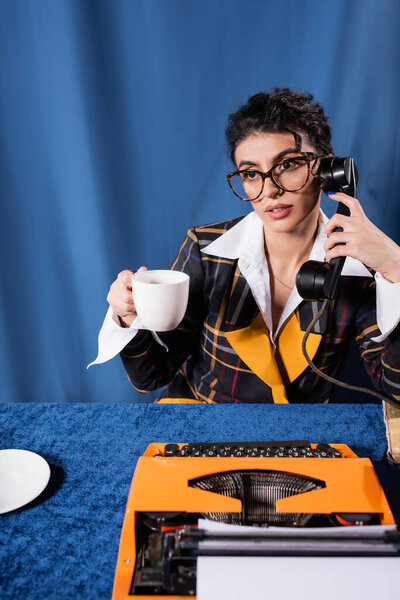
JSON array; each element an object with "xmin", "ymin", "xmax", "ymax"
[{"xmin": 324, "ymin": 192, "xmax": 400, "ymax": 283}]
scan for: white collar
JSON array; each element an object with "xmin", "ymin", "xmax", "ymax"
[{"xmin": 201, "ymin": 209, "xmax": 372, "ymax": 278}]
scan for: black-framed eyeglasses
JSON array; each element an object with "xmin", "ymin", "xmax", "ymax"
[{"xmin": 226, "ymin": 153, "xmax": 325, "ymax": 201}]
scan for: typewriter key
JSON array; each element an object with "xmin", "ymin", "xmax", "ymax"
[{"xmin": 164, "ymin": 443, "xmax": 180, "ymax": 456}]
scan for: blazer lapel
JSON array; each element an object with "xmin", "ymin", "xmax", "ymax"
[
  {"xmin": 296, "ymin": 299, "xmax": 330, "ymax": 335},
  {"xmin": 223, "ymin": 262, "xmax": 259, "ymax": 329},
  {"xmin": 276, "ymin": 311, "xmax": 322, "ymax": 382},
  {"xmin": 225, "ymin": 312, "xmax": 289, "ymax": 403}
]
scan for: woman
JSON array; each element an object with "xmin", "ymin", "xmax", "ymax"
[{"xmin": 91, "ymin": 88, "xmax": 400, "ymax": 404}]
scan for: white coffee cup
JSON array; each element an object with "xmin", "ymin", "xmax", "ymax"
[{"xmin": 131, "ymin": 270, "xmax": 190, "ymax": 331}]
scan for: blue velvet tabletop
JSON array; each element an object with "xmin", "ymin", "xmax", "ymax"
[{"xmin": 1, "ymin": 402, "xmax": 400, "ymax": 599}]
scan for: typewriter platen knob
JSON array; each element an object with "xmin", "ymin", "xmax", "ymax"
[
  {"xmin": 316, "ymin": 443, "xmax": 332, "ymax": 452},
  {"xmin": 164, "ymin": 443, "xmax": 180, "ymax": 457}
]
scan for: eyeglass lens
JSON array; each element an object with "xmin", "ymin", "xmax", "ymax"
[{"xmin": 230, "ymin": 156, "xmax": 310, "ymax": 200}]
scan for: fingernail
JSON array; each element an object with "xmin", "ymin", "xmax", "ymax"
[{"xmin": 327, "ymin": 191, "xmax": 336, "ymax": 196}]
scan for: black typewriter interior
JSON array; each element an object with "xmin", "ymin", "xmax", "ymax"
[{"xmin": 189, "ymin": 469, "xmax": 325, "ymax": 527}]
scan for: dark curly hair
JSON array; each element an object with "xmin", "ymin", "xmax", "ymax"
[{"xmin": 225, "ymin": 88, "xmax": 332, "ymax": 165}]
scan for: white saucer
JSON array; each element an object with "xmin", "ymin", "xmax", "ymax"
[{"xmin": 0, "ymin": 449, "xmax": 51, "ymax": 514}]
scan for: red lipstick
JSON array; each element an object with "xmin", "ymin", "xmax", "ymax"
[{"xmin": 264, "ymin": 203, "xmax": 293, "ymax": 219}]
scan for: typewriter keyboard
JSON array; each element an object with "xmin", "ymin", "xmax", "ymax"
[{"xmin": 160, "ymin": 441, "xmax": 342, "ymax": 458}]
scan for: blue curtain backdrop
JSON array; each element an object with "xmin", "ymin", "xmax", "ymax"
[{"xmin": 0, "ymin": 0, "xmax": 399, "ymax": 403}]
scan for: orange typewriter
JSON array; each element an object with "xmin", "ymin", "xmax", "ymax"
[{"xmin": 113, "ymin": 440, "xmax": 399, "ymax": 599}]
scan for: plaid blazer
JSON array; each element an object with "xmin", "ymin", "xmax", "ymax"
[{"xmin": 120, "ymin": 216, "xmax": 400, "ymax": 404}]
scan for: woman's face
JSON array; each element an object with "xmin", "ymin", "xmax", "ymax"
[{"xmin": 234, "ymin": 131, "xmax": 322, "ymax": 235}]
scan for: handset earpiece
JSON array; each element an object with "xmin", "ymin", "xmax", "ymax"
[
  {"xmin": 317, "ymin": 156, "xmax": 358, "ymax": 197},
  {"xmin": 296, "ymin": 157, "xmax": 358, "ymax": 301}
]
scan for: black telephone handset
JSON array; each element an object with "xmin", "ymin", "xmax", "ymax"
[
  {"xmin": 296, "ymin": 157, "xmax": 358, "ymax": 301},
  {"xmin": 296, "ymin": 158, "xmax": 400, "ymax": 410}
]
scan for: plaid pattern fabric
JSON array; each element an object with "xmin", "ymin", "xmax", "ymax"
[{"xmin": 120, "ymin": 217, "xmax": 400, "ymax": 404}]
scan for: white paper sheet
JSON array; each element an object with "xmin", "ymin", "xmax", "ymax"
[
  {"xmin": 197, "ymin": 520, "xmax": 399, "ymax": 600},
  {"xmin": 197, "ymin": 556, "xmax": 400, "ymax": 600},
  {"xmin": 198, "ymin": 518, "xmax": 396, "ymax": 537}
]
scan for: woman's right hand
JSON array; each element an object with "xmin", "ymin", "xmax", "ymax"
[{"xmin": 107, "ymin": 267, "xmax": 147, "ymax": 327}]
